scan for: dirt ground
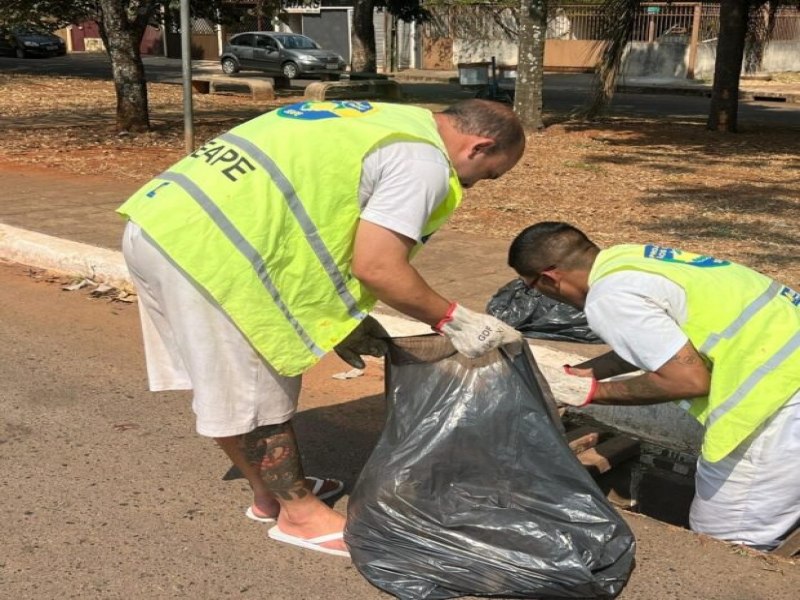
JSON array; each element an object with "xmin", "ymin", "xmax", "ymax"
[{"xmin": 1, "ymin": 73, "xmax": 798, "ymax": 288}]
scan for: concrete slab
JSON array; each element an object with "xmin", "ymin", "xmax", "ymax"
[
  {"xmin": 304, "ymin": 79, "xmax": 403, "ymax": 101},
  {"xmin": 192, "ymin": 76, "xmax": 275, "ymax": 101}
]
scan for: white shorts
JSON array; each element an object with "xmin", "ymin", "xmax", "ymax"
[
  {"xmin": 690, "ymin": 392, "xmax": 800, "ymax": 550},
  {"xmin": 122, "ymin": 221, "xmax": 301, "ymax": 438}
]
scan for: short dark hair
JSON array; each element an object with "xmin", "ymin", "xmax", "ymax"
[
  {"xmin": 441, "ymin": 99, "xmax": 525, "ymax": 154},
  {"xmin": 508, "ymin": 222, "xmax": 598, "ymax": 276}
]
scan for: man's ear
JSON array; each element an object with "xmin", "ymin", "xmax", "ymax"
[
  {"xmin": 467, "ymin": 138, "xmax": 495, "ymax": 159},
  {"xmin": 539, "ymin": 267, "xmax": 563, "ymax": 288}
]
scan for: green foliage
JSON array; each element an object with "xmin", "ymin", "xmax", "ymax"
[
  {"xmin": 0, "ymin": 0, "xmax": 100, "ymax": 29},
  {"xmin": 422, "ymin": 0, "xmax": 603, "ymax": 7},
  {"xmin": 0, "ymin": 0, "xmax": 244, "ymax": 30},
  {"xmin": 378, "ymin": 0, "xmax": 431, "ymax": 23},
  {"xmin": 423, "ymin": 0, "xmax": 516, "ymax": 7}
]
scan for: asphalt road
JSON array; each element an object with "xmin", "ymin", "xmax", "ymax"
[
  {"xmin": 2, "ymin": 52, "xmax": 799, "ymax": 129},
  {"xmin": 2, "ymin": 257, "xmax": 799, "ymax": 599},
  {"xmin": 0, "ymin": 259, "xmax": 388, "ymax": 599}
]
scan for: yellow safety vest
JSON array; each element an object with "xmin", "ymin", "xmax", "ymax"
[
  {"xmin": 590, "ymin": 244, "xmax": 800, "ymax": 462},
  {"xmin": 118, "ymin": 101, "xmax": 463, "ymax": 376}
]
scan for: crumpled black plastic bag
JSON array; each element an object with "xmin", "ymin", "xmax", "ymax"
[
  {"xmin": 487, "ymin": 279, "xmax": 602, "ymax": 343},
  {"xmin": 345, "ymin": 335, "xmax": 636, "ymax": 599}
]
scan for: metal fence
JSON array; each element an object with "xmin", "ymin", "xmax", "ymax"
[
  {"xmin": 558, "ymin": 3, "xmax": 800, "ymax": 43},
  {"xmin": 425, "ymin": 3, "xmax": 800, "ymax": 44}
]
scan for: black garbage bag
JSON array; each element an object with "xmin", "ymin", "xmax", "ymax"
[
  {"xmin": 345, "ymin": 335, "xmax": 636, "ymax": 600},
  {"xmin": 487, "ymin": 279, "xmax": 602, "ymax": 343}
]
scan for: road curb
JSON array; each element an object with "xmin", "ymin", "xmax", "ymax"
[
  {"xmin": 613, "ymin": 84, "xmax": 799, "ymax": 104},
  {"xmin": 0, "ymin": 223, "xmax": 133, "ymax": 292},
  {"xmin": 0, "ymin": 221, "xmax": 593, "ymax": 407}
]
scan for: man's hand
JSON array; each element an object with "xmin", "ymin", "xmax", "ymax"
[
  {"xmin": 560, "ymin": 364, "xmax": 597, "ymax": 407},
  {"xmin": 435, "ymin": 302, "xmax": 522, "ymax": 358},
  {"xmin": 334, "ymin": 316, "xmax": 390, "ymax": 369},
  {"xmin": 563, "ymin": 364, "xmax": 595, "ymax": 378}
]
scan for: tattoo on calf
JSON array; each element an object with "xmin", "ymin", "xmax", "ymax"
[{"xmin": 242, "ymin": 424, "xmax": 309, "ymax": 501}]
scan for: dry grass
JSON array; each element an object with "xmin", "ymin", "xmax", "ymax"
[
  {"xmin": 462, "ymin": 119, "xmax": 800, "ymax": 287},
  {"xmin": 1, "ymin": 73, "xmax": 798, "ymax": 287}
]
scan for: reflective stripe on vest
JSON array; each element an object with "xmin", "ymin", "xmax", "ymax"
[
  {"xmin": 118, "ymin": 102, "xmax": 462, "ymax": 376},
  {"xmin": 699, "ymin": 281, "xmax": 782, "ymax": 355},
  {"xmin": 218, "ymin": 131, "xmax": 366, "ymax": 321},
  {"xmin": 158, "ymin": 170, "xmax": 327, "ymax": 359},
  {"xmin": 706, "ymin": 330, "xmax": 800, "ymax": 428},
  {"xmin": 589, "ymin": 244, "xmax": 800, "ymax": 462}
]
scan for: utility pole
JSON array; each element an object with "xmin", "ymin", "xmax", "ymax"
[{"xmin": 180, "ymin": 0, "xmax": 195, "ymax": 153}]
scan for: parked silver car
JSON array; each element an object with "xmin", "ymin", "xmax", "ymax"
[{"xmin": 220, "ymin": 32, "xmax": 346, "ymax": 80}]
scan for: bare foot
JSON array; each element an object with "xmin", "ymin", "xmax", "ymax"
[
  {"xmin": 251, "ymin": 477, "xmax": 344, "ymax": 519},
  {"xmin": 276, "ymin": 499, "xmax": 347, "ymax": 553}
]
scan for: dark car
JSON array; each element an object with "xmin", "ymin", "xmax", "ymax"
[
  {"xmin": 220, "ymin": 32, "xmax": 346, "ymax": 80},
  {"xmin": 0, "ymin": 24, "xmax": 67, "ymax": 58}
]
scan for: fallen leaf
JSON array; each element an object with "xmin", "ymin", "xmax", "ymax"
[{"xmin": 332, "ymin": 368, "xmax": 364, "ymax": 380}]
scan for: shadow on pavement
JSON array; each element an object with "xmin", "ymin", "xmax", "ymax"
[{"xmin": 293, "ymin": 393, "xmax": 387, "ymax": 488}]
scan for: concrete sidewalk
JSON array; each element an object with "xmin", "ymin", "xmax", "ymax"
[
  {"xmin": 0, "ymin": 166, "xmax": 516, "ymax": 312},
  {"xmin": 389, "ymin": 67, "xmax": 800, "ymax": 103},
  {"xmin": 148, "ymin": 56, "xmax": 800, "ymax": 103}
]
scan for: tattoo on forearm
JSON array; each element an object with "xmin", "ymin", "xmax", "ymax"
[
  {"xmin": 601, "ymin": 375, "xmax": 667, "ymax": 402},
  {"xmin": 242, "ymin": 424, "xmax": 308, "ymax": 501},
  {"xmin": 596, "ymin": 342, "xmax": 706, "ymax": 404}
]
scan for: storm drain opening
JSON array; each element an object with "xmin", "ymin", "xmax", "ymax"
[{"xmin": 564, "ymin": 417, "xmax": 696, "ymax": 529}]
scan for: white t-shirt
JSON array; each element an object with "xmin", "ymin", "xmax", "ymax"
[
  {"xmin": 358, "ymin": 141, "xmax": 451, "ymax": 243},
  {"xmin": 584, "ymin": 271, "xmax": 689, "ymax": 372}
]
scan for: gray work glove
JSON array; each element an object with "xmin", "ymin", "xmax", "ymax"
[
  {"xmin": 435, "ymin": 302, "xmax": 522, "ymax": 358},
  {"xmin": 334, "ymin": 315, "xmax": 390, "ymax": 369}
]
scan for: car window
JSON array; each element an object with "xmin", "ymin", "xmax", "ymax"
[
  {"xmin": 231, "ymin": 34, "xmax": 255, "ymax": 47},
  {"xmin": 255, "ymin": 36, "xmax": 277, "ymax": 50},
  {"xmin": 275, "ymin": 35, "xmax": 318, "ymax": 50}
]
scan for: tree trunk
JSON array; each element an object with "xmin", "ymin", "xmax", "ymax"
[
  {"xmin": 744, "ymin": 2, "xmax": 776, "ymax": 75},
  {"xmin": 514, "ymin": 0, "xmax": 547, "ymax": 131},
  {"xmin": 351, "ymin": 0, "xmax": 377, "ymax": 72},
  {"xmin": 708, "ymin": 0, "xmax": 752, "ymax": 132},
  {"xmin": 98, "ymin": 0, "xmax": 152, "ymax": 133},
  {"xmin": 585, "ymin": 0, "xmax": 637, "ymax": 120}
]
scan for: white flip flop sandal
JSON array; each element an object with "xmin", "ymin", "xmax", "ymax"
[
  {"xmin": 268, "ymin": 525, "xmax": 350, "ymax": 558},
  {"xmin": 244, "ymin": 477, "xmax": 344, "ymax": 523},
  {"xmin": 244, "ymin": 505, "xmax": 276, "ymax": 524}
]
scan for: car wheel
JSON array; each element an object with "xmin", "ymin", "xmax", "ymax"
[
  {"xmin": 221, "ymin": 57, "xmax": 239, "ymax": 75},
  {"xmin": 281, "ymin": 61, "xmax": 299, "ymax": 80},
  {"xmin": 15, "ymin": 47, "xmax": 26, "ymax": 59}
]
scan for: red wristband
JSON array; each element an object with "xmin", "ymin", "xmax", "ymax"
[{"xmin": 432, "ymin": 301, "xmax": 459, "ymax": 332}]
